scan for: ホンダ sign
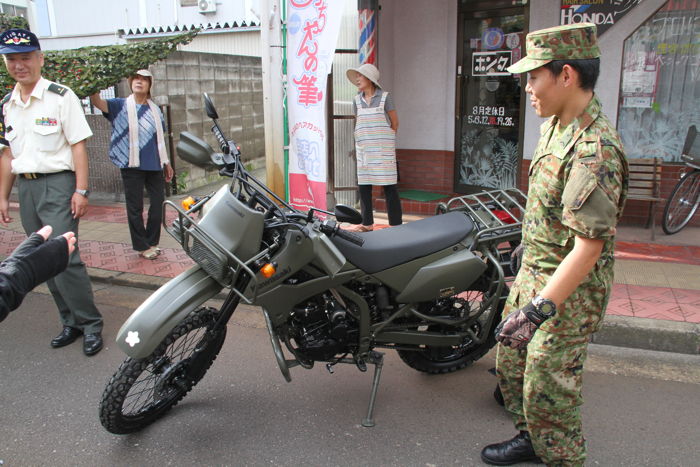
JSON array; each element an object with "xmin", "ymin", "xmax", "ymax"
[{"xmin": 561, "ymin": 0, "xmax": 643, "ymax": 36}]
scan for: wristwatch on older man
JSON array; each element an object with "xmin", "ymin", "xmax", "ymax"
[{"xmin": 75, "ymin": 189, "xmax": 90, "ymax": 198}]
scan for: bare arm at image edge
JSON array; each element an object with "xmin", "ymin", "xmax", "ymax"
[
  {"xmin": 0, "ymin": 147, "xmax": 16, "ymax": 225},
  {"xmin": 89, "ymin": 93, "xmax": 108, "ymax": 114},
  {"xmin": 388, "ymin": 110, "xmax": 399, "ymax": 132},
  {"xmin": 70, "ymin": 140, "xmax": 90, "ymax": 219}
]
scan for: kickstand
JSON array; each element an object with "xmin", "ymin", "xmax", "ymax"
[{"xmin": 361, "ymin": 351, "xmax": 385, "ymax": 428}]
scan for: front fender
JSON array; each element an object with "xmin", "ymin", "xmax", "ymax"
[{"xmin": 116, "ymin": 266, "xmax": 223, "ymax": 359}]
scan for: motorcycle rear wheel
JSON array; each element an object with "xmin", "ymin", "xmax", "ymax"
[
  {"xmin": 99, "ymin": 306, "xmax": 226, "ymax": 434},
  {"xmin": 397, "ymin": 281, "xmax": 506, "ymax": 374}
]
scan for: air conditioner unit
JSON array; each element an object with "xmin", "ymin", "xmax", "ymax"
[{"xmin": 198, "ymin": 0, "xmax": 216, "ymax": 14}]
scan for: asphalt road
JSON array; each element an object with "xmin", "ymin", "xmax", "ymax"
[{"xmin": 1, "ymin": 283, "xmax": 698, "ymax": 466}]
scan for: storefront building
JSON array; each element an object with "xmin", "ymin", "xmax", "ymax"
[{"xmin": 328, "ymin": 0, "xmax": 699, "ymax": 227}]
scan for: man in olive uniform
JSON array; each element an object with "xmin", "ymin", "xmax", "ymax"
[
  {"xmin": 0, "ymin": 29, "xmax": 103, "ymax": 356},
  {"xmin": 480, "ymin": 23, "xmax": 628, "ymax": 466}
]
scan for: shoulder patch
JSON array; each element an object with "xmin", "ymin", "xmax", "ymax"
[{"xmin": 48, "ymin": 83, "xmax": 68, "ymax": 96}]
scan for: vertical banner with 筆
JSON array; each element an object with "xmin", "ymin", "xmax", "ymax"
[{"xmin": 287, "ymin": 0, "xmax": 344, "ymax": 211}]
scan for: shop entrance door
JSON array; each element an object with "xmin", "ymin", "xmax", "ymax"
[{"xmin": 455, "ymin": 3, "xmax": 526, "ymax": 192}]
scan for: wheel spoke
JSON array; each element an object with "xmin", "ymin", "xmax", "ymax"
[
  {"xmin": 100, "ymin": 307, "xmax": 227, "ymax": 433},
  {"xmin": 663, "ymin": 171, "xmax": 699, "ymax": 234}
]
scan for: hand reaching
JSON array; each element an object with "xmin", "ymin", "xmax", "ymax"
[{"xmin": 37, "ymin": 226, "xmax": 76, "ymax": 256}]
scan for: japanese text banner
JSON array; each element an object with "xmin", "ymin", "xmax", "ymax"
[{"xmin": 287, "ymin": 0, "xmax": 344, "ymax": 211}]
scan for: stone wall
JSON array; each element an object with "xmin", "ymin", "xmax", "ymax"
[{"xmin": 86, "ymin": 51, "xmax": 265, "ymax": 197}]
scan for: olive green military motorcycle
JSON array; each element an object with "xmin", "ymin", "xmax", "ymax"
[{"xmin": 99, "ymin": 94, "xmax": 525, "ymax": 434}]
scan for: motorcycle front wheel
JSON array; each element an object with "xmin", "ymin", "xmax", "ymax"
[
  {"xmin": 99, "ymin": 306, "xmax": 226, "ymax": 434},
  {"xmin": 397, "ymin": 279, "xmax": 506, "ymax": 374}
]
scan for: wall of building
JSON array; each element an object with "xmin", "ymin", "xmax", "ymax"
[
  {"xmin": 35, "ymin": 0, "xmax": 261, "ymax": 54},
  {"xmin": 377, "ymin": 0, "xmax": 671, "ymax": 162},
  {"xmin": 179, "ymin": 29, "xmax": 261, "ymax": 56},
  {"xmin": 38, "ymin": 0, "xmax": 257, "ymax": 37},
  {"xmin": 379, "ymin": 0, "xmax": 457, "ymax": 152}
]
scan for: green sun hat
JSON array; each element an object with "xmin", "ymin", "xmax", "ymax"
[{"xmin": 507, "ymin": 22, "xmax": 600, "ymax": 74}]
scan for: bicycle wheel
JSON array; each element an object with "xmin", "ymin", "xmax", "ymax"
[{"xmin": 662, "ymin": 170, "xmax": 700, "ymax": 235}]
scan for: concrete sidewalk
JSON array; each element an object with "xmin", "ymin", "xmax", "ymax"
[{"xmin": 1, "ymin": 197, "xmax": 698, "ymax": 355}]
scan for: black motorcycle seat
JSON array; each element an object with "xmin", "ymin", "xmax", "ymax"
[{"xmin": 331, "ymin": 211, "xmax": 475, "ymax": 274}]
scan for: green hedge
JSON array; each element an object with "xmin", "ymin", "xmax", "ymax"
[{"xmin": 0, "ymin": 15, "xmax": 197, "ymax": 98}]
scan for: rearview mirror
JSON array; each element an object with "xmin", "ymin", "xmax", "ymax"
[
  {"xmin": 203, "ymin": 93, "xmax": 219, "ymax": 119},
  {"xmin": 176, "ymin": 132, "xmax": 217, "ymax": 168},
  {"xmin": 334, "ymin": 204, "xmax": 363, "ymax": 224}
]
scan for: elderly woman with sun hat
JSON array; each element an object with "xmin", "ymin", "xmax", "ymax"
[{"xmin": 346, "ymin": 63, "xmax": 402, "ymax": 231}]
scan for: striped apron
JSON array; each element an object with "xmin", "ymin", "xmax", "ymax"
[{"xmin": 354, "ymin": 92, "xmax": 397, "ymax": 185}]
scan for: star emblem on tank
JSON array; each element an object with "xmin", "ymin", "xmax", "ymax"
[{"xmin": 125, "ymin": 331, "xmax": 141, "ymax": 347}]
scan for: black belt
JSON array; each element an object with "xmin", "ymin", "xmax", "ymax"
[{"xmin": 21, "ymin": 170, "xmax": 72, "ymax": 180}]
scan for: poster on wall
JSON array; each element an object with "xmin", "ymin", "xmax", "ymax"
[
  {"xmin": 617, "ymin": 1, "xmax": 700, "ymax": 162},
  {"xmin": 286, "ymin": 0, "xmax": 344, "ymax": 211},
  {"xmin": 620, "ymin": 50, "xmax": 658, "ymax": 108},
  {"xmin": 560, "ymin": 0, "xmax": 643, "ymax": 36}
]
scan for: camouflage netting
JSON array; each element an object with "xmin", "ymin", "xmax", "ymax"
[{"xmin": 0, "ymin": 14, "xmax": 197, "ymax": 97}]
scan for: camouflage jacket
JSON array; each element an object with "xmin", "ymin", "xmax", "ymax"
[{"xmin": 507, "ymin": 95, "xmax": 629, "ymax": 335}]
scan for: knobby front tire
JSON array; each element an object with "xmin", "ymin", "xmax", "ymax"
[
  {"xmin": 662, "ymin": 169, "xmax": 700, "ymax": 235},
  {"xmin": 99, "ymin": 307, "xmax": 226, "ymax": 434}
]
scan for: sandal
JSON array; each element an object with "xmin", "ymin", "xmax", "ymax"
[
  {"xmin": 140, "ymin": 247, "xmax": 159, "ymax": 260},
  {"xmin": 345, "ymin": 224, "xmax": 373, "ymax": 232}
]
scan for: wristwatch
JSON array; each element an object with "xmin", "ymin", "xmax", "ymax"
[
  {"xmin": 532, "ymin": 295, "xmax": 557, "ymax": 318},
  {"xmin": 75, "ymin": 188, "xmax": 90, "ymax": 198}
]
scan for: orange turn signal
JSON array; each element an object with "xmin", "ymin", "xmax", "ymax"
[
  {"xmin": 260, "ymin": 263, "xmax": 276, "ymax": 278},
  {"xmin": 181, "ymin": 196, "xmax": 196, "ymax": 211}
]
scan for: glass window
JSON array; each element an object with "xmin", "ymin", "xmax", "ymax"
[{"xmin": 617, "ymin": 1, "xmax": 700, "ymax": 162}]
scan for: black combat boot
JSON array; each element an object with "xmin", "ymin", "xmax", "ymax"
[{"xmin": 481, "ymin": 431, "xmax": 542, "ymax": 465}]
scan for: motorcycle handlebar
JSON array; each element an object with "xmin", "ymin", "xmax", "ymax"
[
  {"xmin": 334, "ymin": 228, "xmax": 365, "ymax": 246},
  {"xmin": 320, "ymin": 220, "xmax": 364, "ymax": 246}
]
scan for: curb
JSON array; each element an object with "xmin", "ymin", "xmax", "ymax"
[
  {"xmin": 591, "ymin": 314, "xmax": 700, "ymax": 355},
  {"xmin": 87, "ymin": 267, "xmax": 700, "ymax": 356},
  {"xmin": 87, "ymin": 267, "xmax": 229, "ymax": 300}
]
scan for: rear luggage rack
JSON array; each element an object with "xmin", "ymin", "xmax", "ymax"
[
  {"xmin": 163, "ymin": 200, "xmax": 260, "ymax": 303},
  {"xmin": 437, "ymin": 188, "xmax": 527, "ymax": 247}
]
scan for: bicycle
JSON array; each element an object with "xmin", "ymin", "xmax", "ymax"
[{"xmin": 662, "ymin": 125, "xmax": 700, "ymax": 235}]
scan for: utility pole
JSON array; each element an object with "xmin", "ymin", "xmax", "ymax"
[{"xmin": 260, "ymin": 0, "xmax": 286, "ymax": 199}]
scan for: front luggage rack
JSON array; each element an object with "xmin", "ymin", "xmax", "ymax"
[
  {"xmin": 437, "ymin": 188, "xmax": 527, "ymax": 247},
  {"xmin": 163, "ymin": 200, "xmax": 260, "ymax": 304}
]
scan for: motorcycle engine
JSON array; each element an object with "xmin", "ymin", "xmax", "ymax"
[{"xmin": 288, "ymin": 293, "xmax": 355, "ymax": 361}]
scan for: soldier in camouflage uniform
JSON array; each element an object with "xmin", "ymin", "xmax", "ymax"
[{"xmin": 480, "ymin": 23, "xmax": 628, "ymax": 466}]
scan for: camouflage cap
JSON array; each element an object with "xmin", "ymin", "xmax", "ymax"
[{"xmin": 507, "ymin": 23, "xmax": 600, "ymax": 74}]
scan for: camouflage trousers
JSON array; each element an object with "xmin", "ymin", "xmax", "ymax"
[{"xmin": 496, "ymin": 330, "xmax": 589, "ymax": 467}]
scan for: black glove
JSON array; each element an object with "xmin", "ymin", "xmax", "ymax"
[
  {"xmin": 0, "ymin": 234, "xmax": 69, "ymax": 321},
  {"xmin": 495, "ymin": 301, "xmax": 551, "ymax": 350},
  {"xmin": 22, "ymin": 235, "xmax": 70, "ymax": 285}
]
